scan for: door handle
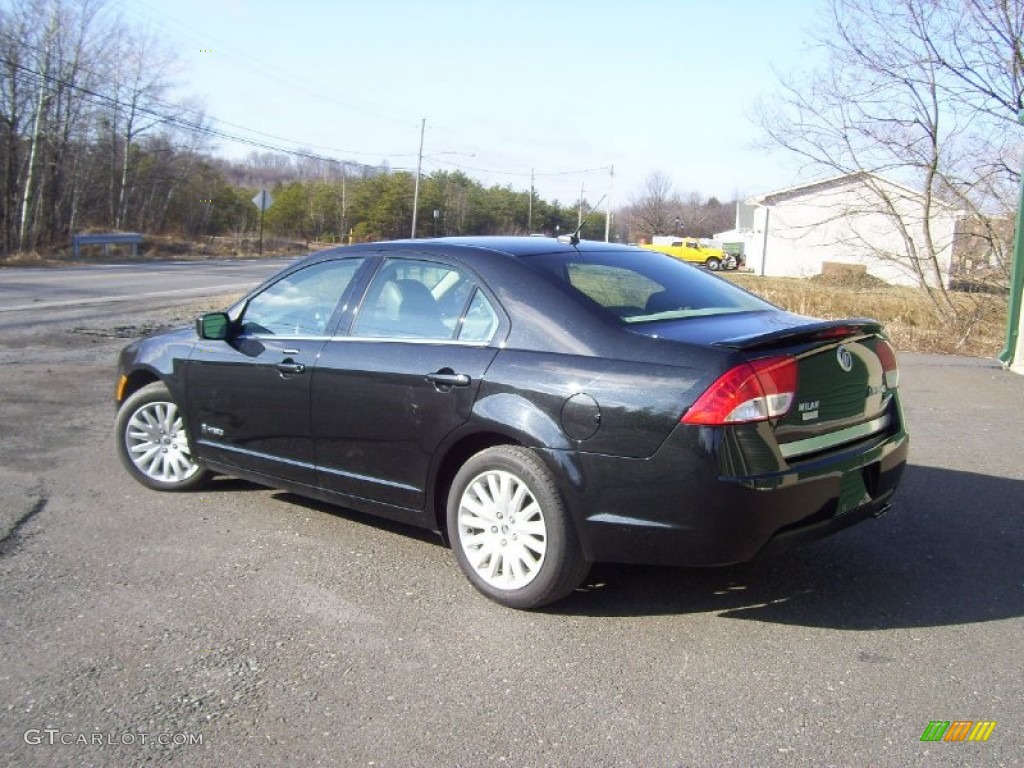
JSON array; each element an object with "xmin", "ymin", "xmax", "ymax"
[
  {"xmin": 425, "ymin": 371, "xmax": 470, "ymax": 388},
  {"xmin": 276, "ymin": 360, "xmax": 306, "ymax": 375}
]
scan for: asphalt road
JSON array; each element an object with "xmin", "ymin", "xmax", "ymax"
[
  {"xmin": 0, "ymin": 281, "xmax": 1021, "ymax": 767},
  {"xmin": 0, "ymin": 258, "xmax": 295, "ymax": 314}
]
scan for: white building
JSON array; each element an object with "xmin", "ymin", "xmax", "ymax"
[
  {"xmin": 712, "ymin": 202, "xmax": 757, "ymax": 259},
  {"xmin": 738, "ymin": 172, "xmax": 960, "ymax": 288}
]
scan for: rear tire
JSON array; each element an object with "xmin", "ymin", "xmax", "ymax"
[
  {"xmin": 447, "ymin": 446, "xmax": 589, "ymax": 609},
  {"xmin": 115, "ymin": 382, "xmax": 210, "ymax": 492},
  {"xmin": 706, "ymin": 257, "xmax": 722, "ymax": 271}
]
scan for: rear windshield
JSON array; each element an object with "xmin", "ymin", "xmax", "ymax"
[{"xmin": 522, "ymin": 248, "xmax": 774, "ymax": 323}]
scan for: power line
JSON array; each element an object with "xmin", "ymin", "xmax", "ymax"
[
  {"xmin": 0, "ymin": 29, "xmax": 616, "ymax": 195},
  {"xmin": 0, "ymin": 55, "xmax": 402, "ymax": 172},
  {"xmin": 5, "ymin": 52, "xmax": 615, "ymax": 192},
  {"xmin": 0, "ymin": 28, "xmax": 416, "ymax": 161},
  {"xmin": 110, "ymin": 0, "xmax": 416, "ymax": 129},
  {"xmin": 108, "ymin": 0, "xmax": 617, "ymax": 188},
  {"xmin": 425, "ymin": 155, "xmax": 613, "ymax": 179}
]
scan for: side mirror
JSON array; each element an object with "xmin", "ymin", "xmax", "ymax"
[{"xmin": 196, "ymin": 312, "xmax": 231, "ymax": 340}]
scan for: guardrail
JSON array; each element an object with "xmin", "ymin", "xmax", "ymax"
[{"xmin": 72, "ymin": 233, "xmax": 143, "ymax": 258}]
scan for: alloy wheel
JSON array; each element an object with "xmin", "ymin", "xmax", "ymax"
[
  {"xmin": 456, "ymin": 469, "xmax": 548, "ymax": 590},
  {"xmin": 124, "ymin": 401, "xmax": 201, "ymax": 484}
]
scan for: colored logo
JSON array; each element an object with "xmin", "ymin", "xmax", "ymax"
[
  {"xmin": 920, "ymin": 721, "xmax": 997, "ymax": 742},
  {"xmin": 836, "ymin": 345, "xmax": 853, "ymax": 372}
]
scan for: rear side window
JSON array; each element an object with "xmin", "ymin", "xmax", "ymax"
[
  {"xmin": 525, "ymin": 248, "xmax": 773, "ymax": 323},
  {"xmin": 458, "ymin": 289, "xmax": 499, "ymax": 342},
  {"xmin": 351, "ymin": 258, "xmax": 496, "ymax": 342}
]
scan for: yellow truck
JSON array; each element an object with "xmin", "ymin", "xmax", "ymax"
[{"xmin": 639, "ymin": 236, "xmax": 737, "ymax": 271}]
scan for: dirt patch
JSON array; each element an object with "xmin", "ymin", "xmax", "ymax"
[
  {"xmin": 66, "ymin": 293, "xmax": 246, "ymax": 342},
  {"xmin": 809, "ymin": 269, "xmax": 891, "ymax": 290}
]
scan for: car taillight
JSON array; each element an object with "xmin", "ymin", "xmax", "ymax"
[
  {"xmin": 875, "ymin": 339, "xmax": 899, "ymax": 388},
  {"xmin": 814, "ymin": 325, "xmax": 856, "ymax": 340},
  {"xmin": 682, "ymin": 355, "xmax": 798, "ymax": 425}
]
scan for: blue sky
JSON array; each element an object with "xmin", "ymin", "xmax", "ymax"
[{"xmin": 113, "ymin": 0, "xmax": 825, "ymax": 205}]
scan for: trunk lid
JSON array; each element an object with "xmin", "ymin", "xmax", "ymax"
[{"xmin": 632, "ymin": 313, "xmax": 899, "ymax": 461}]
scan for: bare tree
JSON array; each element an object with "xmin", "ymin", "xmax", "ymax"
[
  {"xmin": 756, "ymin": 0, "xmax": 1024, "ymax": 313},
  {"xmin": 106, "ymin": 28, "xmax": 180, "ymax": 230},
  {"xmin": 677, "ymin": 193, "xmax": 737, "ymax": 239},
  {"xmin": 0, "ymin": 4, "xmax": 30, "ymax": 251},
  {"xmin": 625, "ymin": 171, "xmax": 683, "ymax": 240},
  {"xmin": 3, "ymin": 0, "xmax": 108, "ymax": 251},
  {"xmin": 16, "ymin": 0, "xmax": 59, "ymax": 250},
  {"xmin": 0, "ymin": 0, "xmax": 223, "ymax": 253}
]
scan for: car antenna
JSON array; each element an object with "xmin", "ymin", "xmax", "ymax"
[{"xmin": 557, "ymin": 194, "xmax": 607, "ymax": 246}]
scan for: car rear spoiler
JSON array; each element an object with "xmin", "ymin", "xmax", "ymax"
[{"xmin": 713, "ymin": 318, "xmax": 884, "ymax": 351}]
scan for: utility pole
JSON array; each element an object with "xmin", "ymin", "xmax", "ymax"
[
  {"xmin": 340, "ymin": 168, "xmax": 347, "ymax": 244},
  {"xmin": 605, "ymin": 165, "xmax": 614, "ymax": 242},
  {"xmin": 999, "ymin": 112, "xmax": 1024, "ymax": 373},
  {"xmin": 578, "ymin": 183, "xmax": 585, "ymax": 228},
  {"xmin": 528, "ymin": 168, "xmax": 534, "ymax": 232},
  {"xmin": 258, "ymin": 204, "xmax": 265, "ymax": 256},
  {"xmin": 411, "ymin": 118, "xmax": 425, "ymax": 238}
]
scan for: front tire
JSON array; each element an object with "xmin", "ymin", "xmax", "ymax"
[
  {"xmin": 447, "ymin": 446, "xmax": 589, "ymax": 609},
  {"xmin": 115, "ymin": 381, "xmax": 209, "ymax": 491}
]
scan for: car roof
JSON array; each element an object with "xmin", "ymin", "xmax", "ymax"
[
  {"xmin": 329, "ymin": 236, "xmax": 639, "ymax": 259},
  {"xmin": 431, "ymin": 236, "xmax": 636, "ymax": 257}
]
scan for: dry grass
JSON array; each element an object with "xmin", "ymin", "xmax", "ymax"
[
  {"xmin": 723, "ymin": 272, "xmax": 1008, "ymax": 357},
  {"xmin": 0, "ymin": 236, "xmax": 308, "ymax": 267}
]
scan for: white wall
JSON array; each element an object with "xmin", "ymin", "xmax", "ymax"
[
  {"xmin": 748, "ymin": 179, "xmax": 955, "ymax": 288},
  {"xmin": 711, "ymin": 227, "xmax": 756, "ymax": 255}
]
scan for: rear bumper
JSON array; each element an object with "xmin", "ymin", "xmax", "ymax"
[{"xmin": 544, "ymin": 419, "xmax": 909, "ymax": 567}]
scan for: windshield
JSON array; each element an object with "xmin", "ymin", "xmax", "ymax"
[{"xmin": 522, "ymin": 248, "xmax": 774, "ymax": 323}]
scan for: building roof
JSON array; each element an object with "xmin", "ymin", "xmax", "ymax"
[{"xmin": 748, "ymin": 171, "xmax": 959, "ymax": 211}]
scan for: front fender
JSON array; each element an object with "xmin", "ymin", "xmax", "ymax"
[{"xmin": 116, "ymin": 327, "xmax": 196, "ymax": 407}]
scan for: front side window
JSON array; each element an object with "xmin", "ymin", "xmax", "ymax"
[
  {"xmin": 352, "ymin": 258, "xmax": 494, "ymax": 341},
  {"xmin": 240, "ymin": 258, "xmax": 364, "ymax": 336}
]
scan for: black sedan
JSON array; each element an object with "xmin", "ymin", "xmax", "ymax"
[{"xmin": 114, "ymin": 236, "xmax": 908, "ymax": 608}]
